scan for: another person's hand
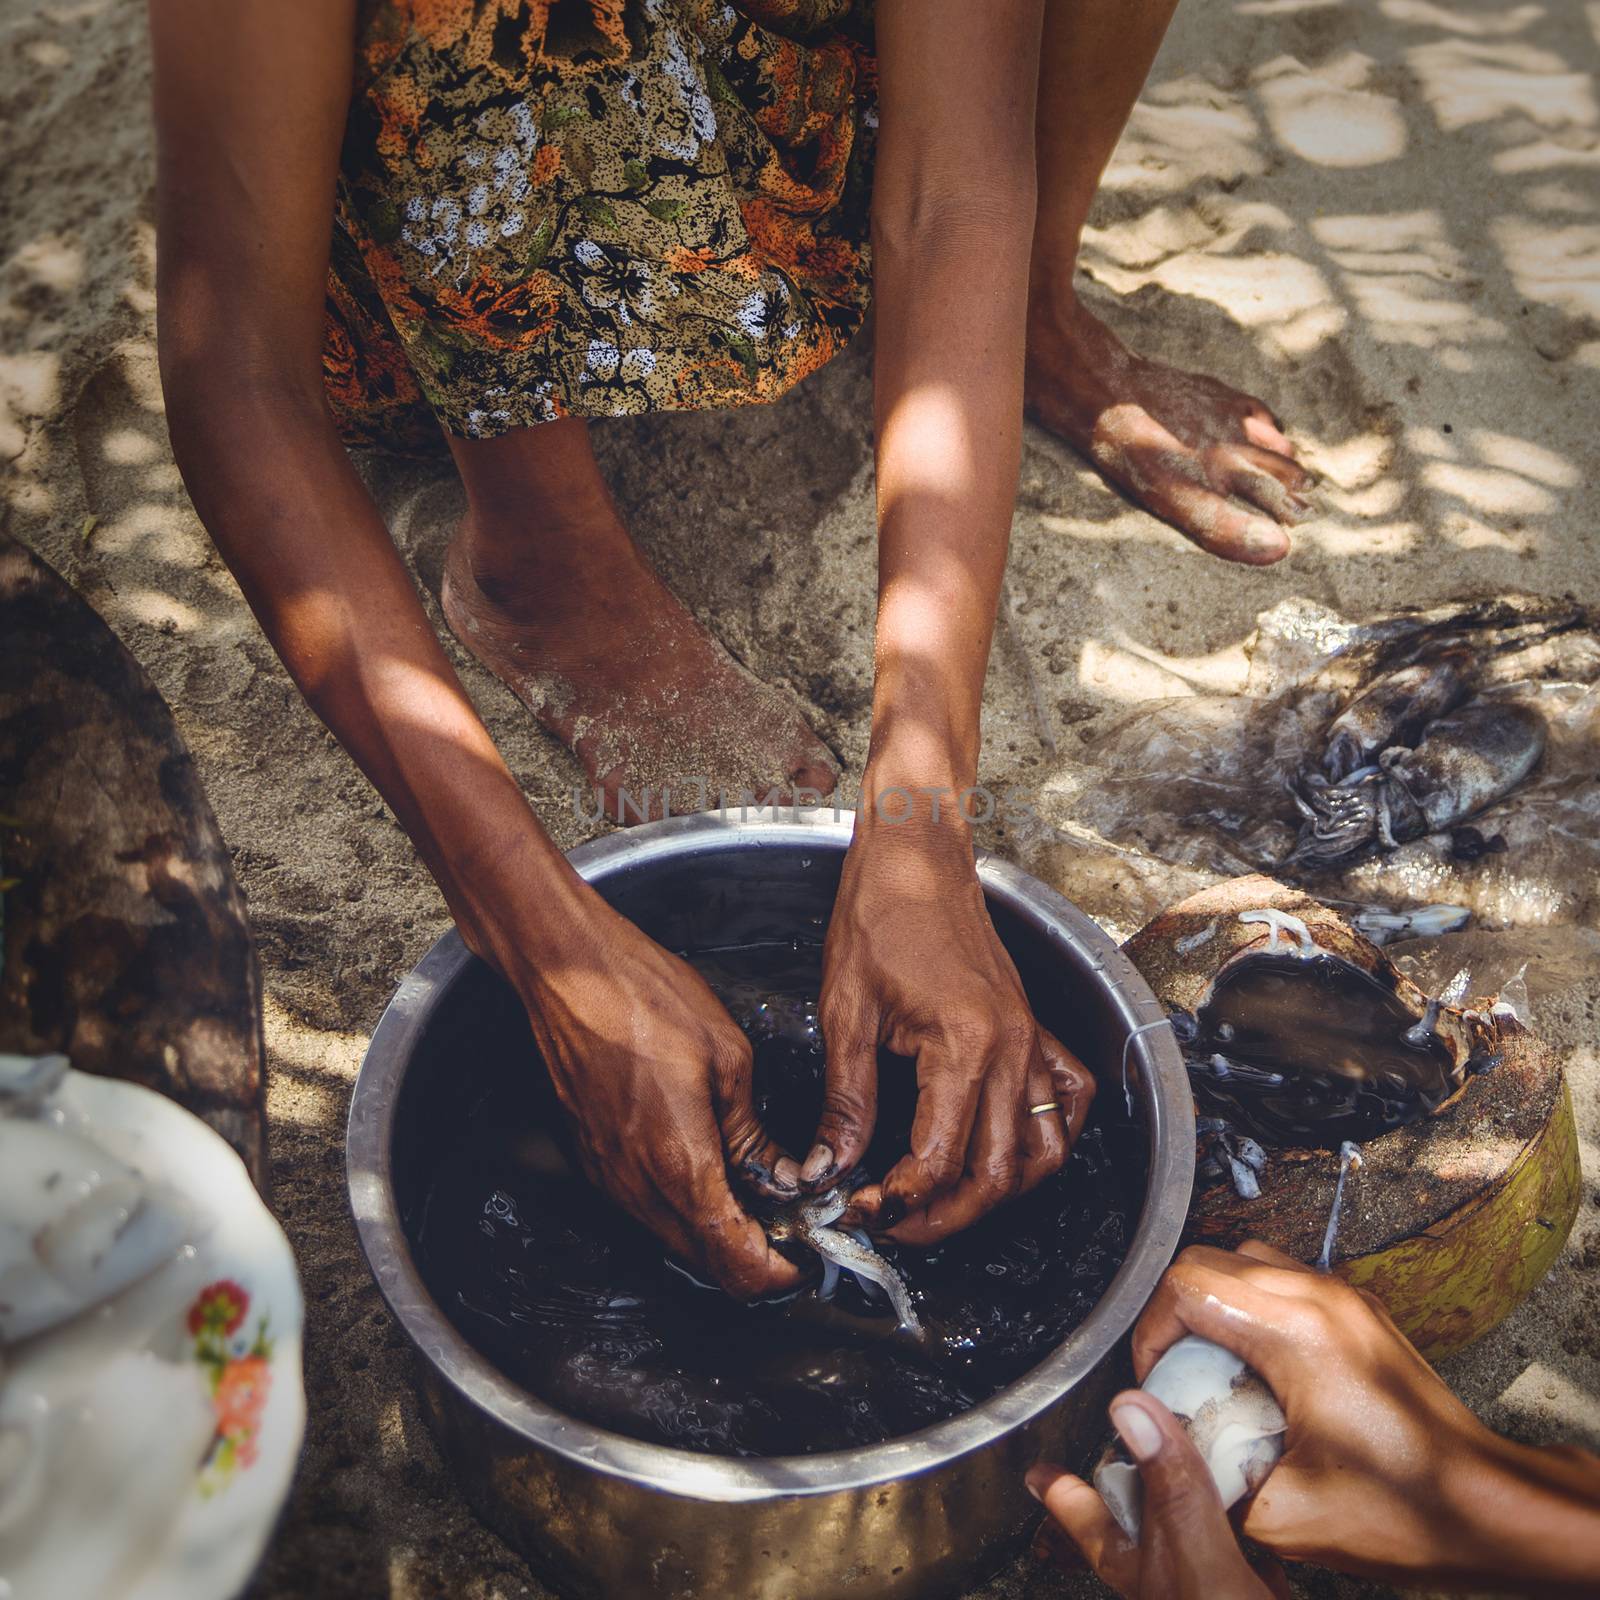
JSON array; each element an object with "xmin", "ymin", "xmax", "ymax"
[
  {"xmin": 515, "ymin": 901, "xmax": 804, "ymax": 1299},
  {"xmin": 1028, "ymin": 1391, "xmax": 1278, "ymax": 1599},
  {"xmin": 809, "ymin": 803, "xmax": 1093, "ymax": 1243},
  {"xmin": 1132, "ymin": 1242, "xmax": 1600, "ymax": 1590}
]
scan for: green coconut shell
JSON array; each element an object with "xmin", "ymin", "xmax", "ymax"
[{"xmin": 1124, "ymin": 875, "xmax": 1580, "ymax": 1360}]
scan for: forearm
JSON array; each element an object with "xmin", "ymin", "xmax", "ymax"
[
  {"xmin": 868, "ymin": 207, "xmax": 1034, "ymax": 802},
  {"xmin": 864, "ymin": 1, "xmax": 1043, "ymax": 816},
  {"xmin": 1450, "ymin": 1435, "xmax": 1600, "ymax": 1594},
  {"xmin": 163, "ymin": 378, "xmax": 593, "ymax": 977}
]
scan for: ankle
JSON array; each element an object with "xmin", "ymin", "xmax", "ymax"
[
  {"xmin": 1027, "ymin": 249, "xmax": 1084, "ymax": 329},
  {"xmin": 451, "ymin": 496, "xmax": 628, "ymax": 602}
]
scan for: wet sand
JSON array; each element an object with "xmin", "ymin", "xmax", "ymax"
[{"xmin": 3, "ymin": 0, "xmax": 1598, "ymax": 1595}]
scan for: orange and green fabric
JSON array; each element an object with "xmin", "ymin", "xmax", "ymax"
[{"xmin": 324, "ymin": 0, "xmax": 876, "ymax": 453}]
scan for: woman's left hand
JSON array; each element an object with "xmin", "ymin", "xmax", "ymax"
[{"xmin": 808, "ymin": 802, "xmax": 1094, "ymax": 1243}]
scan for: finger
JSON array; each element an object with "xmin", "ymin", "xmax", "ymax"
[
  {"xmin": 1016, "ymin": 1050, "xmax": 1067, "ymax": 1198},
  {"xmin": 890, "ymin": 1065, "xmax": 1025, "ymax": 1246},
  {"xmin": 1131, "ymin": 1246, "xmax": 1316, "ymax": 1381},
  {"xmin": 881, "ymin": 1038, "xmax": 982, "ymax": 1224},
  {"xmin": 1030, "ymin": 1466, "xmax": 1139, "ymax": 1597},
  {"xmin": 1113, "ymin": 1393, "xmax": 1273, "ymax": 1596},
  {"xmin": 1030, "ymin": 1027, "xmax": 1095, "ymax": 1181},
  {"xmin": 1030, "ymin": 1518, "xmax": 1085, "ymax": 1573},
  {"xmin": 806, "ymin": 1005, "xmax": 879, "ymax": 1190},
  {"xmin": 1238, "ymin": 1459, "xmax": 1322, "ymax": 1551},
  {"xmin": 680, "ymin": 1166, "xmax": 805, "ymax": 1300},
  {"xmin": 709, "ymin": 1029, "xmax": 801, "ymax": 1201},
  {"xmin": 1235, "ymin": 1238, "xmax": 1314, "ymax": 1272}
]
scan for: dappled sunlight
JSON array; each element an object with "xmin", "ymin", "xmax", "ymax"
[
  {"xmin": 1469, "ymin": 428, "xmax": 1582, "ymax": 487},
  {"xmin": 1235, "ymin": 0, "xmax": 1339, "ymax": 15},
  {"xmin": 1101, "ymin": 78, "xmax": 1268, "ymax": 197},
  {"xmin": 1078, "ymin": 638, "xmax": 1200, "ymax": 703},
  {"xmin": 1313, "ymin": 210, "xmax": 1506, "ymax": 350},
  {"xmin": 1098, "ymin": 632, "xmax": 1255, "ymax": 695},
  {"xmin": 1301, "ymin": 428, "xmax": 1395, "ymax": 492},
  {"xmin": 7, "ymin": 232, "xmax": 83, "ymax": 294},
  {"xmin": 1523, "ymin": 179, "xmax": 1600, "ymax": 215},
  {"xmin": 1408, "ymin": 38, "xmax": 1598, "ymax": 133},
  {"xmin": 119, "ymin": 586, "xmax": 205, "ymax": 633},
  {"xmin": 261, "ymin": 996, "xmax": 366, "ymax": 1130},
  {"xmin": 1317, "ymin": 478, "xmax": 1407, "ymax": 518},
  {"xmin": 1295, "ymin": 518, "xmax": 1420, "ymax": 558},
  {"xmin": 1494, "ymin": 138, "xmax": 1600, "ymax": 176},
  {"xmin": 1256, "ymin": 52, "xmax": 1409, "ymax": 167},
  {"xmin": 1381, "ymin": 0, "xmax": 1545, "ymax": 39},
  {"xmin": 1497, "ymin": 1361, "xmax": 1600, "ymax": 1452},
  {"xmin": 1493, "ymin": 216, "xmax": 1600, "ymax": 321},
  {"xmin": 0, "ymin": 349, "xmax": 60, "ymax": 457},
  {"xmin": 3, "ymin": 0, "xmax": 1599, "ymax": 1582},
  {"xmin": 1090, "ymin": 246, "xmax": 1347, "ymax": 357},
  {"xmin": 1080, "ymin": 202, "xmax": 1230, "ymax": 272},
  {"xmin": 1422, "ymin": 461, "xmax": 1558, "ymax": 517}
]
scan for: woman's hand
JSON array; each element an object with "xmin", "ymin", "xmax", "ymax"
[
  {"xmin": 808, "ymin": 801, "xmax": 1092, "ymax": 1242},
  {"xmin": 509, "ymin": 901, "xmax": 804, "ymax": 1300},
  {"xmin": 1029, "ymin": 1392, "xmax": 1280, "ymax": 1600},
  {"xmin": 1131, "ymin": 1242, "xmax": 1600, "ymax": 1592}
]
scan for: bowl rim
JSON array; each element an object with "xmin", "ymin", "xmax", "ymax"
[{"xmin": 346, "ymin": 807, "xmax": 1193, "ymax": 1502}]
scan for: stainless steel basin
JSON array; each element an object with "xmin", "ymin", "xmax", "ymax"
[{"xmin": 347, "ymin": 808, "xmax": 1194, "ymax": 1600}]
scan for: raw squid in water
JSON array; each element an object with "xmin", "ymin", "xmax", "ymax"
[{"xmin": 762, "ymin": 1180, "xmax": 923, "ymax": 1338}]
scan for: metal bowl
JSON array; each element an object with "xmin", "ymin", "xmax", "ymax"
[{"xmin": 347, "ymin": 808, "xmax": 1194, "ymax": 1600}]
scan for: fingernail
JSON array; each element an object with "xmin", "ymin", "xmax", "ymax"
[
  {"xmin": 1112, "ymin": 1401, "xmax": 1163, "ymax": 1464},
  {"xmin": 1025, "ymin": 1478, "xmax": 1043, "ymax": 1503},
  {"xmin": 772, "ymin": 1157, "xmax": 802, "ymax": 1193},
  {"xmin": 800, "ymin": 1144, "xmax": 834, "ymax": 1185},
  {"xmin": 880, "ymin": 1195, "xmax": 907, "ymax": 1228}
]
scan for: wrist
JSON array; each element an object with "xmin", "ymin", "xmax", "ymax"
[
  {"xmin": 857, "ymin": 759, "xmax": 978, "ymax": 837},
  {"xmin": 1442, "ymin": 1431, "xmax": 1600, "ymax": 1591},
  {"xmin": 441, "ymin": 821, "xmax": 610, "ymax": 986}
]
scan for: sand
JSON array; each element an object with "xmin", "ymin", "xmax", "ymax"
[{"xmin": 3, "ymin": 0, "xmax": 1599, "ymax": 1595}]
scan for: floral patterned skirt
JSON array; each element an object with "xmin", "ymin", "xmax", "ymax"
[{"xmin": 323, "ymin": 0, "xmax": 876, "ymax": 454}]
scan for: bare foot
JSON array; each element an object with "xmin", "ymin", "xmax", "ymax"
[
  {"xmin": 441, "ymin": 508, "xmax": 837, "ymax": 822},
  {"xmin": 1026, "ymin": 292, "xmax": 1312, "ymax": 564}
]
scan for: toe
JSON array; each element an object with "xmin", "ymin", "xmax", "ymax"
[
  {"xmin": 1231, "ymin": 442, "xmax": 1313, "ymax": 495},
  {"xmin": 1217, "ymin": 453, "xmax": 1315, "ymax": 526},
  {"xmin": 1159, "ymin": 481, "xmax": 1292, "ymax": 564},
  {"xmin": 1240, "ymin": 406, "xmax": 1297, "ymax": 458}
]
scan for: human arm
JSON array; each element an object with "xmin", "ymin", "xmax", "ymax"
[
  {"xmin": 147, "ymin": 0, "xmax": 800, "ymax": 1295},
  {"xmin": 1112, "ymin": 1242, "xmax": 1600, "ymax": 1593},
  {"xmin": 810, "ymin": 0, "xmax": 1092, "ymax": 1237}
]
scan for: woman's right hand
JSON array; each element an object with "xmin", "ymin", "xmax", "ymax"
[
  {"xmin": 508, "ymin": 903, "xmax": 805, "ymax": 1301},
  {"xmin": 1130, "ymin": 1242, "xmax": 1585, "ymax": 1589}
]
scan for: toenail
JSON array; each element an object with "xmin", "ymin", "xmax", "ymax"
[{"xmin": 1245, "ymin": 521, "xmax": 1287, "ymax": 555}]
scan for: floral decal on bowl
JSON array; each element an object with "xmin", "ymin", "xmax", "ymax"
[{"xmin": 188, "ymin": 1279, "xmax": 275, "ymax": 1494}]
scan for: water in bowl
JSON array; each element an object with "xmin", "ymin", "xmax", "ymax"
[{"xmin": 411, "ymin": 939, "xmax": 1143, "ymax": 1458}]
